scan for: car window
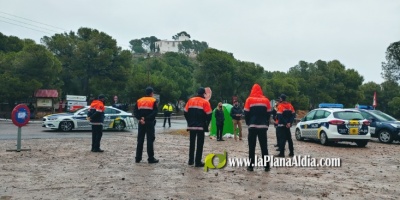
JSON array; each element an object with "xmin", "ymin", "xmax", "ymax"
[
  {"xmin": 370, "ymin": 110, "xmax": 396, "ymax": 121},
  {"xmin": 304, "ymin": 110, "xmax": 316, "ymax": 121},
  {"xmin": 105, "ymin": 107, "xmax": 121, "ymax": 114},
  {"xmin": 360, "ymin": 111, "xmax": 373, "ymax": 120},
  {"xmin": 76, "ymin": 108, "xmax": 88, "ymax": 115},
  {"xmin": 323, "ymin": 111, "xmax": 331, "ymax": 118},
  {"xmin": 333, "ymin": 111, "xmax": 364, "ymax": 120},
  {"xmin": 314, "ymin": 110, "xmax": 326, "ymax": 120}
]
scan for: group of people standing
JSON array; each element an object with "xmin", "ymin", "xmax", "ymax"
[
  {"xmin": 215, "ymin": 100, "xmax": 244, "ymax": 141},
  {"xmin": 88, "ymin": 83, "xmax": 295, "ymax": 172},
  {"xmin": 183, "ymin": 84, "xmax": 296, "ymax": 171}
]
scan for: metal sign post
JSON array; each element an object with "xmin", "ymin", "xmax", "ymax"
[{"xmin": 6, "ymin": 104, "xmax": 31, "ymax": 152}]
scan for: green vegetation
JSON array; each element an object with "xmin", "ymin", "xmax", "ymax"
[{"xmin": 1, "ymin": 29, "xmax": 399, "ymax": 118}]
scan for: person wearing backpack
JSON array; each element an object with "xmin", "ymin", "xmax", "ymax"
[{"xmin": 276, "ymin": 94, "xmax": 295, "ymax": 157}]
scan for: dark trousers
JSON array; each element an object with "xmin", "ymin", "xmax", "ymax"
[
  {"xmin": 216, "ymin": 124, "xmax": 224, "ymax": 139},
  {"xmin": 189, "ymin": 130, "xmax": 205, "ymax": 164},
  {"xmin": 248, "ymin": 128, "xmax": 269, "ymax": 167},
  {"xmin": 91, "ymin": 125, "xmax": 103, "ymax": 150},
  {"xmin": 275, "ymin": 127, "xmax": 280, "ymax": 145},
  {"xmin": 163, "ymin": 113, "xmax": 171, "ymax": 127},
  {"xmin": 277, "ymin": 126, "xmax": 294, "ymax": 155},
  {"xmin": 135, "ymin": 122, "xmax": 155, "ymax": 161}
]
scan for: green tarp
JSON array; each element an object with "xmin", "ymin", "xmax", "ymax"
[{"xmin": 210, "ymin": 103, "xmax": 235, "ymax": 136}]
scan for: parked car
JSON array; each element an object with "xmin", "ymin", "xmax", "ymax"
[
  {"xmin": 295, "ymin": 103, "xmax": 370, "ymax": 147},
  {"xmin": 42, "ymin": 106, "xmax": 136, "ymax": 132},
  {"xmin": 357, "ymin": 108, "xmax": 400, "ymax": 143}
]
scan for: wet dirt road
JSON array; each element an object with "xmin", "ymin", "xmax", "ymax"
[{"xmin": 0, "ymin": 121, "xmax": 399, "ymax": 199}]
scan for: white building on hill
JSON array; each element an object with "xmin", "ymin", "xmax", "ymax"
[{"xmin": 155, "ymin": 34, "xmax": 190, "ymax": 54}]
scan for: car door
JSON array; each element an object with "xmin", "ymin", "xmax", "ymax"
[
  {"xmin": 310, "ymin": 110, "xmax": 327, "ymax": 139},
  {"xmin": 299, "ymin": 110, "xmax": 317, "ymax": 139},
  {"xmin": 360, "ymin": 111, "xmax": 376, "ymax": 136},
  {"xmin": 103, "ymin": 107, "xmax": 122, "ymax": 129},
  {"xmin": 74, "ymin": 108, "xmax": 91, "ymax": 129}
]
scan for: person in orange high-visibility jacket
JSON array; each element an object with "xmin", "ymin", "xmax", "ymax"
[
  {"xmin": 88, "ymin": 94, "xmax": 106, "ymax": 152},
  {"xmin": 134, "ymin": 87, "xmax": 159, "ymax": 164},
  {"xmin": 276, "ymin": 94, "xmax": 295, "ymax": 157},
  {"xmin": 244, "ymin": 84, "xmax": 272, "ymax": 172},
  {"xmin": 184, "ymin": 87, "xmax": 212, "ymax": 167}
]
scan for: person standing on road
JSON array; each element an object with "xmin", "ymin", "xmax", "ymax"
[
  {"xmin": 276, "ymin": 94, "xmax": 295, "ymax": 157},
  {"xmin": 184, "ymin": 87, "xmax": 212, "ymax": 167},
  {"xmin": 162, "ymin": 102, "xmax": 173, "ymax": 128},
  {"xmin": 215, "ymin": 102, "xmax": 225, "ymax": 141},
  {"xmin": 272, "ymin": 99, "xmax": 281, "ymax": 150},
  {"xmin": 87, "ymin": 94, "xmax": 106, "ymax": 153},
  {"xmin": 134, "ymin": 87, "xmax": 159, "ymax": 164},
  {"xmin": 230, "ymin": 100, "xmax": 243, "ymax": 141},
  {"xmin": 244, "ymin": 84, "xmax": 271, "ymax": 172}
]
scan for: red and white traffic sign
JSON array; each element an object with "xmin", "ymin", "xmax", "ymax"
[{"xmin": 11, "ymin": 104, "xmax": 30, "ymax": 127}]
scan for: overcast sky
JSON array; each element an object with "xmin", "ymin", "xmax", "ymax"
[{"xmin": 1, "ymin": 0, "xmax": 399, "ymax": 84}]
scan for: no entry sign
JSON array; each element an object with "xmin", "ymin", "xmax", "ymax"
[
  {"xmin": 11, "ymin": 104, "xmax": 30, "ymax": 127},
  {"xmin": 7, "ymin": 104, "xmax": 31, "ymax": 152}
]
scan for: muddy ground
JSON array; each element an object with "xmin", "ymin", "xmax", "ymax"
[{"xmin": 1, "ymin": 126, "xmax": 399, "ymax": 200}]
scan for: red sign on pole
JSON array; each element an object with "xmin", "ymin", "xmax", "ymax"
[{"xmin": 11, "ymin": 104, "xmax": 30, "ymax": 127}]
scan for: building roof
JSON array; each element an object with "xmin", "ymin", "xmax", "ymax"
[{"xmin": 35, "ymin": 89, "xmax": 59, "ymax": 98}]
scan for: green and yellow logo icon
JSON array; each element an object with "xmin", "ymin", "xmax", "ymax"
[{"xmin": 204, "ymin": 151, "xmax": 227, "ymax": 172}]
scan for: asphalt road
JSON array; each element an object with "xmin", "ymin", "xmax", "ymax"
[{"xmin": 0, "ymin": 119, "xmax": 189, "ymax": 140}]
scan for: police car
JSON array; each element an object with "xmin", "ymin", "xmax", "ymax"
[
  {"xmin": 356, "ymin": 105, "xmax": 400, "ymax": 144},
  {"xmin": 295, "ymin": 103, "xmax": 370, "ymax": 147},
  {"xmin": 42, "ymin": 106, "xmax": 136, "ymax": 132}
]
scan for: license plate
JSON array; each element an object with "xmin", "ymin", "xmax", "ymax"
[
  {"xmin": 349, "ymin": 128, "xmax": 358, "ymax": 135},
  {"xmin": 349, "ymin": 120, "xmax": 359, "ymax": 125}
]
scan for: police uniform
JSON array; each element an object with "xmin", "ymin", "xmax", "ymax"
[
  {"xmin": 276, "ymin": 94, "xmax": 295, "ymax": 157},
  {"xmin": 88, "ymin": 95, "xmax": 105, "ymax": 152},
  {"xmin": 244, "ymin": 84, "xmax": 271, "ymax": 171},
  {"xmin": 184, "ymin": 87, "xmax": 212, "ymax": 167},
  {"xmin": 134, "ymin": 87, "xmax": 159, "ymax": 163}
]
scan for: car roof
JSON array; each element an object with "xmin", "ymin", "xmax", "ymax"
[
  {"xmin": 313, "ymin": 108, "xmax": 361, "ymax": 112},
  {"xmin": 82, "ymin": 105, "xmax": 128, "ymax": 112}
]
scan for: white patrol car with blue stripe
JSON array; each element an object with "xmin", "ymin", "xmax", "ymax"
[
  {"xmin": 295, "ymin": 103, "xmax": 371, "ymax": 147},
  {"xmin": 42, "ymin": 106, "xmax": 136, "ymax": 132}
]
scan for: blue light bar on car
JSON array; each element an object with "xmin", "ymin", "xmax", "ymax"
[
  {"xmin": 356, "ymin": 105, "xmax": 374, "ymax": 110},
  {"xmin": 318, "ymin": 103, "xmax": 344, "ymax": 108}
]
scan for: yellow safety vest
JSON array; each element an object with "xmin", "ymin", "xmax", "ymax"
[{"xmin": 162, "ymin": 104, "xmax": 173, "ymax": 112}]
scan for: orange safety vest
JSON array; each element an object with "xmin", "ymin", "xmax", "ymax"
[{"xmin": 276, "ymin": 101, "xmax": 295, "ymax": 126}]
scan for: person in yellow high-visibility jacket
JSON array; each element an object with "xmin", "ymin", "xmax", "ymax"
[{"xmin": 162, "ymin": 102, "xmax": 173, "ymax": 127}]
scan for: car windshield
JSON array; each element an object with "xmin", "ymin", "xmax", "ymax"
[
  {"xmin": 333, "ymin": 111, "xmax": 364, "ymax": 120},
  {"xmin": 370, "ymin": 110, "xmax": 397, "ymax": 121},
  {"xmin": 70, "ymin": 107, "xmax": 88, "ymax": 114}
]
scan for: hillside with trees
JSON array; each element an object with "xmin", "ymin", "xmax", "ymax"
[{"xmin": 1, "ymin": 28, "xmax": 399, "ymax": 118}]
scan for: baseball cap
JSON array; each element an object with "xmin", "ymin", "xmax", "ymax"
[
  {"xmin": 145, "ymin": 87, "xmax": 154, "ymax": 95},
  {"xmin": 98, "ymin": 94, "xmax": 106, "ymax": 99}
]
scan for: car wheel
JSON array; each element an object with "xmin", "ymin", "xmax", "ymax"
[
  {"xmin": 378, "ymin": 129, "xmax": 393, "ymax": 143},
  {"xmin": 114, "ymin": 121, "xmax": 126, "ymax": 131},
  {"xmin": 320, "ymin": 131, "xmax": 329, "ymax": 146},
  {"xmin": 295, "ymin": 129, "xmax": 304, "ymax": 141},
  {"xmin": 59, "ymin": 121, "xmax": 73, "ymax": 132},
  {"xmin": 355, "ymin": 140, "xmax": 369, "ymax": 147}
]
